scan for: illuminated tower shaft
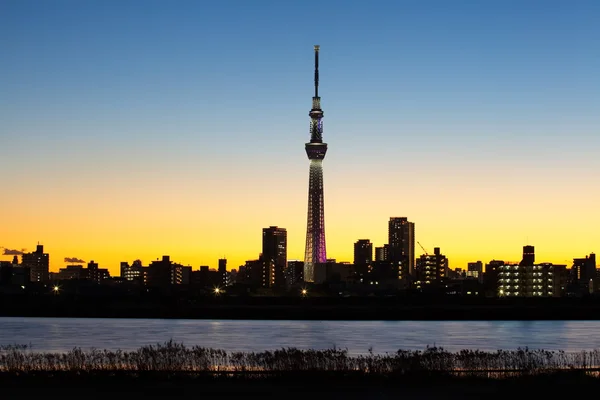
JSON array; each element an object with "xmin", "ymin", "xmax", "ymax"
[{"xmin": 304, "ymin": 45, "xmax": 327, "ymax": 283}]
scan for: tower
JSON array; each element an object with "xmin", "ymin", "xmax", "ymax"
[{"xmin": 303, "ymin": 45, "xmax": 327, "ymax": 283}]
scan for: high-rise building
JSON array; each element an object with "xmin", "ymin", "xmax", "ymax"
[
  {"xmin": 22, "ymin": 244, "xmax": 49, "ymax": 282},
  {"xmin": 388, "ymin": 217, "xmax": 415, "ymax": 279},
  {"xmin": 218, "ymin": 258, "xmax": 228, "ymax": 287},
  {"xmin": 304, "ymin": 45, "xmax": 328, "ymax": 283},
  {"xmin": 263, "ymin": 226, "xmax": 287, "ymax": 287},
  {"xmin": 354, "ymin": 239, "xmax": 373, "ymax": 278},
  {"xmin": 286, "ymin": 260, "xmax": 304, "ymax": 287}
]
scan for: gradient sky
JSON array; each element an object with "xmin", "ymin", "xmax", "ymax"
[{"xmin": 1, "ymin": 0, "xmax": 599, "ymax": 275}]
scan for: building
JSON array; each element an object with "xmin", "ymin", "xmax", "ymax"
[
  {"xmin": 521, "ymin": 245, "xmax": 535, "ymax": 266},
  {"xmin": 467, "ymin": 261, "xmax": 483, "ymax": 283},
  {"xmin": 238, "ymin": 259, "xmax": 264, "ymax": 287},
  {"xmin": 374, "ymin": 245, "xmax": 389, "ymax": 262},
  {"xmin": 388, "ymin": 217, "xmax": 415, "ymax": 280},
  {"xmin": 52, "ymin": 261, "xmax": 110, "ymax": 283},
  {"xmin": 22, "ymin": 244, "xmax": 49, "ymax": 282},
  {"xmin": 87, "ymin": 260, "xmax": 110, "ymax": 284},
  {"xmin": 353, "ymin": 239, "xmax": 372, "ymax": 279},
  {"xmin": 303, "ymin": 45, "xmax": 328, "ymax": 283},
  {"xmin": 497, "ymin": 263, "xmax": 567, "ymax": 297},
  {"xmin": 171, "ymin": 264, "xmax": 191, "ymax": 285},
  {"xmin": 53, "ymin": 265, "xmax": 86, "ymax": 280},
  {"xmin": 496, "ymin": 245, "xmax": 567, "ymax": 297},
  {"xmin": 147, "ymin": 256, "xmax": 189, "ymax": 288},
  {"xmin": 415, "ymin": 247, "xmax": 448, "ymax": 284},
  {"xmin": 120, "ymin": 260, "xmax": 145, "ymax": 284},
  {"xmin": 263, "ymin": 227, "xmax": 287, "ymax": 288},
  {"xmin": 218, "ymin": 258, "xmax": 228, "ymax": 287},
  {"xmin": 285, "ymin": 260, "xmax": 304, "ymax": 287},
  {"xmin": 191, "ymin": 265, "xmax": 220, "ymax": 288},
  {"xmin": 0, "ymin": 256, "xmax": 30, "ymax": 287},
  {"xmin": 569, "ymin": 253, "xmax": 597, "ymax": 295}
]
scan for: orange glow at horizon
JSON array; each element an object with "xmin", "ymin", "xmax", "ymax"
[{"xmin": 1, "ymin": 159, "xmax": 597, "ymax": 276}]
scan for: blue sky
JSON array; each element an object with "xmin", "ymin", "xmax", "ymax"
[
  {"xmin": 1, "ymin": 0, "xmax": 599, "ymax": 269},
  {"xmin": 3, "ymin": 1, "xmax": 598, "ymax": 151}
]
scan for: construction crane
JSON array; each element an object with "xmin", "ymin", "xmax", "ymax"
[{"xmin": 417, "ymin": 241, "xmax": 429, "ymax": 256}]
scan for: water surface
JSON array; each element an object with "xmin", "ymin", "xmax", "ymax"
[{"xmin": 1, "ymin": 317, "xmax": 599, "ymax": 355}]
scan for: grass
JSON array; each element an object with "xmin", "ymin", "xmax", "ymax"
[{"xmin": 1, "ymin": 341, "xmax": 600, "ymax": 379}]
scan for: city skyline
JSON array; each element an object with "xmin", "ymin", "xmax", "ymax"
[{"xmin": 1, "ymin": 1, "xmax": 599, "ymax": 275}]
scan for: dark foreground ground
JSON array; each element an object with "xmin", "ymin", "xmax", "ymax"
[
  {"xmin": 1, "ymin": 372, "xmax": 599, "ymax": 399},
  {"xmin": 4, "ymin": 294, "xmax": 600, "ymax": 320}
]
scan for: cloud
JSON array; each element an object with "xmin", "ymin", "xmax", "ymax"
[
  {"xmin": 1, "ymin": 247, "xmax": 24, "ymax": 256},
  {"xmin": 64, "ymin": 257, "xmax": 86, "ymax": 263}
]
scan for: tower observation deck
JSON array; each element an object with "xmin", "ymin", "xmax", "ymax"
[{"xmin": 304, "ymin": 45, "xmax": 327, "ymax": 283}]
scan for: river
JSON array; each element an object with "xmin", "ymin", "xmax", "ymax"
[{"xmin": 1, "ymin": 317, "xmax": 599, "ymax": 355}]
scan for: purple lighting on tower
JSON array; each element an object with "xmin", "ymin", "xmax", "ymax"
[{"xmin": 303, "ymin": 45, "xmax": 328, "ymax": 283}]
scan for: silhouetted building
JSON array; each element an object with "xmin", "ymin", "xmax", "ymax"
[
  {"xmin": 218, "ymin": 258, "xmax": 227, "ymax": 287},
  {"xmin": 323, "ymin": 260, "xmax": 352, "ymax": 284},
  {"xmin": 22, "ymin": 244, "xmax": 49, "ymax": 282},
  {"xmin": 238, "ymin": 259, "xmax": 263, "ymax": 287},
  {"xmin": 483, "ymin": 260, "xmax": 505, "ymax": 296},
  {"xmin": 388, "ymin": 217, "xmax": 415, "ymax": 280},
  {"xmin": 375, "ymin": 245, "xmax": 389, "ymax": 262},
  {"xmin": 0, "ymin": 257, "xmax": 30, "ymax": 287},
  {"xmin": 520, "ymin": 245, "xmax": 535, "ymax": 266},
  {"xmin": 87, "ymin": 260, "xmax": 110, "ymax": 284},
  {"xmin": 286, "ymin": 260, "xmax": 304, "ymax": 287},
  {"xmin": 415, "ymin": 247, "xmax": 448, "ymax": 284},
  {"xmin": 369, "ymin": 260, "xmax": 398, "ymax": 285},
  {"xmin": 53, "ymin": 265, "xmax": 86, "ymax": 280},
  {"xmin": 354, "ymin": 239, "xmax": 372, "ymax": 279},
  {"xmin": 569, "ymin": 253, "xmax": 597, "ymax": 296},
  {"xmin": 263, "ymin": 226, "xmax": 287, "ymax": 288},
  {"xmin": 121, "ymin": 260, "xmax": 145, "ymax": 284},
  {"xmin": 467, "ymin": 261, "xmax": 483, "ymax": 281},
  {"xmin": 228, "ymin": 269, "xmax": 238, "ymax": 285},
  {"xmin": 147, "ymin": 256, "xmax": 173, "ymax": 288},
  {"xmin": 191, "ymin": 266, "xmax": 219, "ymax": 288}
]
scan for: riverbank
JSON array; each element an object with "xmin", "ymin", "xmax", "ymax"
[
  {"xmin": 3, "ymin": 294, "xmax": 600, "ymax": 320},
  {"xmin": 2, "ymin": 343, "xmax": 600, "ymax": 398}
]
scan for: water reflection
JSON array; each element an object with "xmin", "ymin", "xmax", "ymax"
[{"xmin": 0, "ymin": 317, "xmax": 599, "ymax": 355}]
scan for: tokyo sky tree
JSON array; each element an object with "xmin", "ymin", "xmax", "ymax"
[{"xmin": 303, "ymin": 45, "xmax": 327, "ymax": 283}]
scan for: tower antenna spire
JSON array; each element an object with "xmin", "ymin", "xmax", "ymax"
[
  {"xmin": 314, "ymin": 45, "xmax": 319, "ymax": 97},
  {"xmin": 304, "ymin": 45, "xmax": 328, "ymax": 283}
]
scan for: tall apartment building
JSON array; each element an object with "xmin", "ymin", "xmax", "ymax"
[
  {"xmin": 353, "ymin": 239, "xmax": 372, "ymax": 278},
  {"xmin": 218, "ymin": 258, "xmax": 228, "ymax": 287},
  {"xmin": 262, "ymin": 226, "xmax": 287, "ymax": 288},
  {"xmin": 388, "ymin": 217, "xmax": 415, "ymax": 279}
]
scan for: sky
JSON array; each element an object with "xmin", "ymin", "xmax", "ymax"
[{"xmin": 1, "ymin": 0, "xmax": 599, "ymax": 275}]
